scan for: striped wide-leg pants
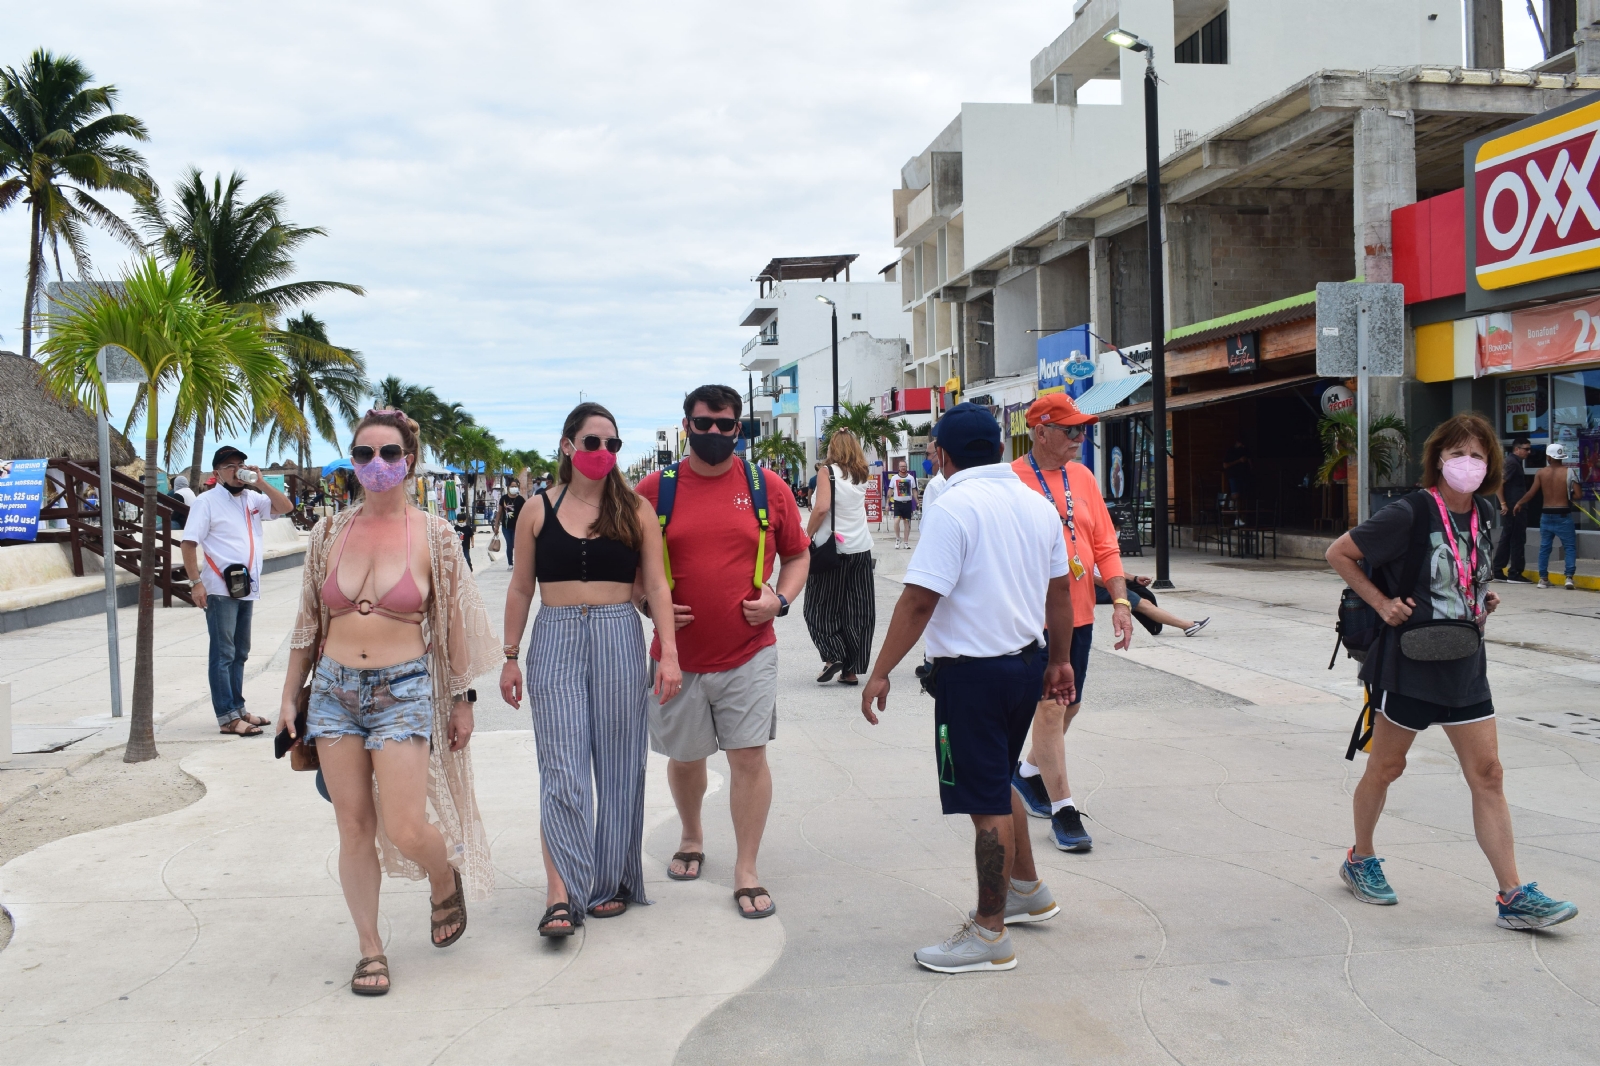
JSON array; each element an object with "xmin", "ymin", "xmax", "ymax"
[
  {"xmin": 527, "ymin": 602, "xmax": 650, "ymax": 916},
  {"xmin": 802, "ymin": 548, "xmax": 876, "ymax": 675}
]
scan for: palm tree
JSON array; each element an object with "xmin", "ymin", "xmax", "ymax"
[
  {"xmin": 267, "ymin": 312, "xmax": 369, "ymax": 479},
  {"xmin": 0, "ymin": 48, "xmax": 153, "ymax": 358},
  {"xmin": 441, "ymin": 424, "xmax": 503, "ymax": 516},
  {"xmin": 823, "ymin": 400, "xmax": 905, "ymax": 467},
  {"xmin": 1316, "ymin": 410, "xmax": 1411, "ymax": 486},
  {"xmin": 754, "ymin": 430, "xmax": 807, "ymax": 481},
  {"xmin": 138, "ymin": 167, "xmax": 364, "ymax": 481},
  {"xmin": 40, "ymin": 254, "xmax": 280, "ymax": 762}
]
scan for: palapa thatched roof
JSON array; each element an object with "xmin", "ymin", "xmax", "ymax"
[{"xmin": 0, "ymin": 350, "xmax": 137, "ymax": 466}]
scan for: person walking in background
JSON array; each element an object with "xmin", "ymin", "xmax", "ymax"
[
  {"xmin": 276, "ymin": 409, "xmax": 503, "ymax": 995},
  {"xmin": 454, "ymin": 509, "xmax": 475, "ymax": 571},
  {"xmin": 182, "ymin": 446, "xmax": 294, "ymax": 736},
  {"xmin": 1326, "ymin": 412, "xmax": 1577, "ymax": 929},
  {"xmin": 804, "ymin": 429, "xmax": 876, "ymax": 686},
  {"xmin": 888, "ymin": 460, "xmax": 917, "ymax": 549},
  {"xmin": 500, "ymin": 402, "xmax": 682, "ymax": 937},
  {"xmin": 1008, "ymin": 394, "xmax": 1133, "ymax": 853},
  {"xmin": 1493, "ymin": 436, "xmax": 1534, "ymax": 582},
  {"xmin": 497, "ymin": 482, "xmax": 526, "ymax": 569},
  {"xmin": 859, "ymin": 403, "xmax": 1078, "ymax": 973},
  {"xmin": 1514, "ymin": 441, "xmax": 1582, "ymax": 590},
  {"xmin": 920, "ymin": 436, "xmax": 948, "ymax": 512},
  {"xmin": 636, "ymin": 384, "xmax": 810, "ymax": 919}
]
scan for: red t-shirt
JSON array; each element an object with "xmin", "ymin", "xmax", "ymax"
[{"xmin": 637, "ymin": 459, "xmax": 809, "ymax": 674}]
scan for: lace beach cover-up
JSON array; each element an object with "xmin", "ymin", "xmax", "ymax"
[{"xmin": 290, "ymin": 504, "xmax": 504, "ymax": 901}]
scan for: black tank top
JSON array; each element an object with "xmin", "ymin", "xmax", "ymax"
[{"xmin": 533, "ymin": 489, "xmax": 640, "ymax": 584}]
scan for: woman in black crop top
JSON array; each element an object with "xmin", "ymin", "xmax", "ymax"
[{"xmin": 499, "ymin": 402, "xmax": 680, "ymax": 937}]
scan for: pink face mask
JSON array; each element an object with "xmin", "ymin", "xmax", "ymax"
[
  {"xmin": 1441, "ymin": 455, "xmax": 1487, "ymax": 494},
  {"xmin": 354, "ymin": 455, "xmax": 410, "ymax": 494},
  {"xmin": 571, "ymin": 447, "xmax": 617, "ymax": 481}
]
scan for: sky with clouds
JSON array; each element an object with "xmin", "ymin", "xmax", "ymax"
[{"xmin": 2, "ymin": 3, "xmax": 1544, "ymax": 468}]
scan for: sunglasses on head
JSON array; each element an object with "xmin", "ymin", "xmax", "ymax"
[
  {"xmin": 690, "ymin": 416, "xmax": 740, "ymax": 433},
  {"xmin": 573, "ymin": 435, "xmax": 624, "ymax": 454},
  {"xmin": 352, "ymin": 444, "xmax": 405, "ymax": 464}
]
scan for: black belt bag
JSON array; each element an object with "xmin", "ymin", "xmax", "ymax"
[
  {"xmin": 1397, "ymin": 619, "xmax": 1481, "ymax": 662},
  {"xmin": 221, "ymin": 563, "xmax": 251, "ymax": 599}
]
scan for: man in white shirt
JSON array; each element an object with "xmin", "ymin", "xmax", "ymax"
[
  {"xmin": 920, "ymin": 437, "xmax": 947, "ymax": 512},
  {"xmin": 181, "ymin": 446, "xmax": 293, "ymax": 736},
  {"xmin": 887, "ymin": 460, "xmax": 918, "ymax": 549},
  {"xmin": 859, "ymin": 404, "xmax": 1077, "ymax": 974}
]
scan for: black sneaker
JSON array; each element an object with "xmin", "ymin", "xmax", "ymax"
[
  {"xmin": 1012, "ymin": 762, "xmax": 1051, "ymax": 819},
  {"xmin": 1051, "ymin": 806, "xmax": 1093, "ymax": 852},
  {"xmin": 1505, "ymin": 572, "xmax": 1534, "ymax": 583}
]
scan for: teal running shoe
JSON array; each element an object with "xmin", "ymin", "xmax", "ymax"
[
  {"xmin": 1496, "ymin": 883, "xmax": 1578, "ymax": 930},
  {"xmin": 1339, "ymin": 847, "xmax": 1397, "ymax": 905}
]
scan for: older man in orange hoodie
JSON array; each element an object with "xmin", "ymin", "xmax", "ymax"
[{"xmin": 1009, "ymin": 393, "xmax": 1134, "ymax": 852}]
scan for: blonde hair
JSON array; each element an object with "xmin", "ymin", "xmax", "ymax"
[{"xmin": 825, "ymin": 430, "xmax": 870, "ymax": 484}]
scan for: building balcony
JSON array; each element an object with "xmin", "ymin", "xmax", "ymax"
[{"xmin": 740, "ymin": 334, "xmax": 781, "ymax": 371}]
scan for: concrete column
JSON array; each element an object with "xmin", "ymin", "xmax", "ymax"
[
  {"xmin": 1163, "ymin": 204, "xmax": 1213, "ymax": 330},
  {"xmin": 1353, "ymin": 108, "xmax": 1416, "ymax": 284},
  {"xmin": 1578, "ymin": 0, "xmax": 1600, "ymax": 73},
  {"xmin": 1088, "ymin": 237, "xmax": 1114, "ymax": 352},
  {"xmin": 1467, "ymin": 0, "xmax": 1505, "ymax": 68}
]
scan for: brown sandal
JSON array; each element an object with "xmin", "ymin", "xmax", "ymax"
[
  {"xmin": 219, "ymin": 718, "xmax": 263, "ymax": 736},
  {"xmin": 431, "ymin": 868, "xmax": 467, "ymax": 948},
  {"xmin": 351, "ymin": 954, "xmax": 389, "ymax": 996},
  {"xmin": 667, "ymin": 851, "xmax": 704, "ymax": 881}
]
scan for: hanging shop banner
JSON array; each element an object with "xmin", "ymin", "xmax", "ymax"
[
  {"xmin": 0, "ymin": 458, "xmax": 49, "ymax": 542},
  {"xmin": 1036, "ymin": 325, "xmax": 1093, "ymax": 395},
  {"xmin": 1005, "ymin": 402, "xmax": 1030, "ymax": 438},
  {"xmin": 1227, "ymin": 332, "xmax": 1258, "ymax": 374},
  {"xmin": 1470, "ymin": 94, "xmax": 1600, "ymax": 291},
  {"xmin": 1475, "ymin": 295, "xmax": 1600, "ymax": 374},
  {"xmin": 864, "ymin": 478, "xmax": 882, "ymax": 524}
]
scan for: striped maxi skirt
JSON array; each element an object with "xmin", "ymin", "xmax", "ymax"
[
  {"xmin": 527, "ymin": 602, "xmax": 650, "ymax": 916},
  {"xmin": 802, "ymin": 548, "xmax": 876, "ymax": 676}
]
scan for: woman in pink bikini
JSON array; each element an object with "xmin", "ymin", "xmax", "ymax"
[{"xmin": 277, "ymin": 409, "xmax": 501, "ymax": 996}]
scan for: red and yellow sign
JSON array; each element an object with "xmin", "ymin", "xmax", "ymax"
[
  {"xmin": 1476, "ymin": 293, "xmax": 1600, "ymax": 373},
  {"xmin": 1474, "ymin": 97, "xmax": 1600, "ymax": 289}
]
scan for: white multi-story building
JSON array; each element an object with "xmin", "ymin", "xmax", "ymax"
[{"xmin": 737, "ymin": 254, "xmax": 911, "ymax": 466}]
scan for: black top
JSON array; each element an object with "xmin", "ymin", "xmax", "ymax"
[
  {"xmin": 500, "ymin": 492, "xmax": 526, "ymax": 525},
  {"xmin": 1502, "ymin": 454, "xmax": 1533, "ymax": 504},
  {"xmin": 534, "ymin": 489, "xmax": 640, "ymax": 584}
]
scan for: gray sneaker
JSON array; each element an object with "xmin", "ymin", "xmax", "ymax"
[
  {"xmin": 913, "ymin": 920, "xmax": 1017, "ymax": 973},
  {"xmin": 968, "ymin": 879, "xmax": 1060, "ymax": 925}
]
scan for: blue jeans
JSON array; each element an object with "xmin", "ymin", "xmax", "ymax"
[
  {"xmin": 1539, "ymin": 512, "xmax": 1578, "ymax": 579},
  {"xmin": 205, "ymin": 597, "xmax": 254, "ymax": 724}
]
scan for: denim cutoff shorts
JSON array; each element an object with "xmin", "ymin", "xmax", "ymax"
[{"xmin": 305, "ymin": 653, "xmax": 433, "ymax": 750}]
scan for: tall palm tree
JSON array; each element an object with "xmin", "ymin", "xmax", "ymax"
[
  {"xmin": 40, "ymin": 254, "xmax": 280, "ymax": 762},
  {"xmin": 754, "ymin": 430, "xmax": 807, "ymax": 481},
  {"xmin": 138, "ymin": 167, "xmax": 364, "ymax": 480},
  {"xmin": 441, "ymin": 424, "xmax": 503, "ymax": 516},
  {"xmin": 0, "ymin": 48, "xmax": 153, "ymax": 358},
  {"xmin": 823, "ymin": 400, "xmax": 904, "ymax": 467},
  {"xmin": 267, "ymin": 312, "xmax": 369, "ymax": 476}
]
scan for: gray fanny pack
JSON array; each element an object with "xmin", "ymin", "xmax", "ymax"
[{"xmin": 1397, "ymin": 619, "xmax": 1481, "ymax": 662}]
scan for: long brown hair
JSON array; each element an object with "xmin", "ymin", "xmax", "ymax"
[
  {"xmin": 825, "ymin": 429, "xmax": 870, "ymax": 484},
  {"xmin": 556, "ymin": 402, "xmax": 643, "ymax": 550},
  {"xmin": 1419, "ymin": 412, "xmax": 1502, "ymax": 495}
]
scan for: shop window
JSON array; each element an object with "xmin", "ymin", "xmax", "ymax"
[
  {"xmin": 1551, "ymin": 367, "xmax": 1600, "ymax": 449},
  {"xmin": 1499, "ymin": 375, "xmax": 1548, "ymax": 438},
  {"xmin": 1175, "ymin": 5, "xmax": 1227, "ymax": 64}
]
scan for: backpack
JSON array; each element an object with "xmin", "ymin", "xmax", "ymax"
[{"xmin": 654, "ymin": 459, "xmax": 770, "ymax": 592}]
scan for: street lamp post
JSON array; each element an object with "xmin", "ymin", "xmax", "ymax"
[
  {"xmin": 1105, "ymin": 28, "xmax": 1172, "ymax": 589},
  {"xmin": 815, "ymin": 295, "xmax": 839, "ymax": 412}
]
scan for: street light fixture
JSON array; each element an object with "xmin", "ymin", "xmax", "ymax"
[
  {"xmin": 816, "ymin": 294, "xmax": 840, "ymax": 418},
  {"xmin": 1105, "ymin": 25, "xmax": 1172, "ymax": 590}
]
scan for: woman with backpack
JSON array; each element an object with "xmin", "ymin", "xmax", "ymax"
[{"xmin": 1325, "ymin": 413, "xmax": 1577, "ymax": 930}]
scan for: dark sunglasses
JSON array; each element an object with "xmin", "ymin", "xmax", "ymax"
[
  {"xmin": 352, "ymin": 444, "xmax": 405, "ymax": 464},
  {"xmin": 573, "ymin": 435, "xmax": 624, "ymax": 454},
  {"xmin": 690, "ymin": 416, "xmax": 740, "ymax": 433}
]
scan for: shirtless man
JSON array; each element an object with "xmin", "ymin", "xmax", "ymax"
[{"xmin": 1513, "ymin": 442, "xmax": 1581, "ymax": 590}]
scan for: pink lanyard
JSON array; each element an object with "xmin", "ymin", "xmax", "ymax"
[{"xmin": 1428, "ymin": 489, "xmax": 1480, "ymax": 618}]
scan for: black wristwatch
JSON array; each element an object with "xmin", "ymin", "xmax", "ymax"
[{"xmin": 776, "ymin": 593, "xmax": 790, "ymax": 617}]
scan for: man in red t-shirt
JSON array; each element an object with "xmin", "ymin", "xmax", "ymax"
[{"xmin": 635, "ymin": 384, "xmax": 810, "ymax": 919}]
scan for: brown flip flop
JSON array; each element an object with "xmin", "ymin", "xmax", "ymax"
[
  {"xmin": 668, "ymin": 851, "xmax": 704, "ymax": 881},
  {"xmin": 733, "ymin": 886, "xmax": 776, "ymax": 919},
  {"xmin": 219, "ymin": 719, "xmax": 263, "ymax": 736}
]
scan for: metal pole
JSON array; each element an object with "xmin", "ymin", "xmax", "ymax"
[
  {"xmin": 1144, "ymin": 52, "xmax": 1172, "ymax": 589},
  {"xmin": 1356, "ymin": 299, "xmax": 1371, "ymax": 524},
  {"xmin": 830, "ymin": 306, "xmax": 840, "ymax": 413},
  {"xmin": 95, "ymin": 347, "xmax": 124, "ymax": 718}
]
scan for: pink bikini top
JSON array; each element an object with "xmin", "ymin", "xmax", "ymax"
[{"xmin": 322, "ymin": 509, "xmax": 427, "ymax": 623}]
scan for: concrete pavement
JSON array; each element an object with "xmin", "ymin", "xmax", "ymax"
[{"xmin": 1, "ymin": 529, "xmax": 1597, "ymax": 1064}]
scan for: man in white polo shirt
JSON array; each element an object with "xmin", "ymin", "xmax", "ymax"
[
  {"xmin": 182, "ymin": 446, "xmax": 293, "ymax": 736},
  {"xmin": 860, "ymin": 403, "xmax": 1078, "ymax": 974}
]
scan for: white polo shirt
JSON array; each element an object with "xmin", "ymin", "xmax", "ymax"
[
  {"xmin": 904, "ymin": 463, "xmax": 1070, "ymax": 659},
  {"xmin": 182, "ymin": 487, "xmax": 272, "ymax": 600}
]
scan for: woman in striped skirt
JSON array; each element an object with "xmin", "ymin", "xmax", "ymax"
[
  {"xmin": 499, "ymin": 403, "xmax": 682, "ymax": 936},
  {"xmin": 804, "ymin": 430, "xmax": 877, "ymax": 685}
]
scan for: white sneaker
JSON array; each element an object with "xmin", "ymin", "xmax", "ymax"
[
  {"xmin": 1566, "ymin": 579, "xmax": 1577, "ymax": 590},
  {"xmin": 1538, "ymin": 579, "xmax": 1551, "ymax": 589},
  {"xmin": 1184, "ymin": 617, "xmax": 1210, "ymax": 637},
  {"xmin": 913, "ymin": 920, "xmax": 1017, "ymax": 973},
  {"xmin": 968, "ymin": 879, "xmax": 1060, "ymax": 925}
]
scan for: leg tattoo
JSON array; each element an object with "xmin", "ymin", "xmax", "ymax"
[{"xmin": 975, "ymin": 827, "xmax": 1006, "ymax": 918}]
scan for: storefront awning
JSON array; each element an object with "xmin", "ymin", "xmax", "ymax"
[
  {"xmin": 1096, "ymin": 373, "xmax": 1322, "ymax": 420},
  {"xmin": 1075, "ymin": 373, "xmax": 1151, "ymax": 415}
]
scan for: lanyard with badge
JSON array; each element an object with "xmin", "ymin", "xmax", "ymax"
[
  {"xmin": 1027, "ymin": 454, "xmax": 1087, "ymax": 579},
  {"xmin": 1427, "ymin": 488, "xmax": 1482, "ymax": 620}
]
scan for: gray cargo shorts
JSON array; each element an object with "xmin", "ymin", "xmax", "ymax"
[{"xmin": 648, "ymin": 644, "xmax": 778, "ymax": 762}]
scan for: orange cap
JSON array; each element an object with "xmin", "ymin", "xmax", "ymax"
[{"xmin": 1025, "ymin": 393, "xmax": 1097, "ymax": 429}]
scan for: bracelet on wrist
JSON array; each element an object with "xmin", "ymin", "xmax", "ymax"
[{"xmin": 1112, "ymin": 598, "xmax": 1132, "ymax": 608}]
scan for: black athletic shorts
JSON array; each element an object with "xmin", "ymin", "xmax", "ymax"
[
  {"xmin": 933, "ymin": 650, "xmax": 1045, "ymax": 815},
  {"xmin": 891, "ymin": 499, "xmax": 916, "ymax": 519},
  {"xmin": 1042, "ymin": 624, "xmax": 1094, "ymax": 707},
  {"xmin": 1378, "ymin": 691, "xmax": 1495, "ymax": 732}
]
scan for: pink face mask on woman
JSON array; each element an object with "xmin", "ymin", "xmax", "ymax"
[
  {"xmin": 571, "ymin": 448, "xmax": 616, "ymax": 480},
  {"xmin": 354, "ymin": 455, "xmax": 410, "ymax": 493},
  {"xmin": 1441, "ymin": 455, "xmax": 1487, "ymax": 493}
]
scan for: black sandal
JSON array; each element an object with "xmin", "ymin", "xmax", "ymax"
[
  {"xmin": 589, "ymin": 895, "xmax": 627, "ymax": 919},
  {"xmin": 538, "ymin": 901, "xmax": 577, "ymax": 937},
  {"xmin": 817, "ymin": 662, "xmax": 842, "ymax": 683}
]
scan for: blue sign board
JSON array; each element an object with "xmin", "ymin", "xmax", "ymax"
[
  {"xmin": 0, "ymin": 458, "xmax": 49, "ymax": 541},
  {"xmin": 1036, "ymin": 325, "xmax": 1094, "ymax": 394}
]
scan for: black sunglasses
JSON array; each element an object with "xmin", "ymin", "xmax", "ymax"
[
  {"xmin": 690, "ymin": 416, "xmax": 740, "ymax": 433},
  {"xmin": 574, "ymin": 435, "xmax": 624, "ymax": 454},
  {"xmin": 352, "ymin": 444, "xmax": 405, "ymax": 464}
]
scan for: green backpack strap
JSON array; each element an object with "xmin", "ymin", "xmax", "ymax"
[
  {"xmin": 656, "ymin": 464, "xmax": 680, "ymax": 589},
  {"xmin": 743, "ymin": 459, "xmax": 770, "ymax": 590}
]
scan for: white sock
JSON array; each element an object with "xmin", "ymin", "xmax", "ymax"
[
  {"xmin": 1051, "ymin": 797, "xmax": 1076, "ymax": 814},
  {"xmin": 1019, "ymin": 759, "xmax": 1041, "ymax": 778},
  {"xmin": 1010, "ymin": 876, "xmax": 1040, "ymax": 893}
]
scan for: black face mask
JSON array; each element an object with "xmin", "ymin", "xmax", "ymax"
[
  {"xmin": 223, "ymin": 481, "xmax": 246, "ymax": 496},
  {"xmin": 687, "ymin": 430, "xmax": 738, "ymax": 465}
]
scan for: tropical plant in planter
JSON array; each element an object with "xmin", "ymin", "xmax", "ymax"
[{"xmin": 1315, "ymin": 410, "xmax": 1410, "ymax": 486}]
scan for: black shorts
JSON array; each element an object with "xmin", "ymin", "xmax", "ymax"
[
  {"xmin": 1378, "ymin": 691, "xmax": 1495, "ymax": 732},
  {"xmin": 1042, "ymin": 624, "xmax": 1094, "ymax": 707},
  {"xmin": 891, "ymin": 500, "xmax": 916, "ymax": 519},
  {"xmin": 932, "ymin": 650, "xmax": 1045, "ymax": 815}
]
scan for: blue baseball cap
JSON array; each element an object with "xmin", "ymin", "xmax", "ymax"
[{"xmin": 932, "ymin": 403, "xmax": 1002, "ymax": 463}]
